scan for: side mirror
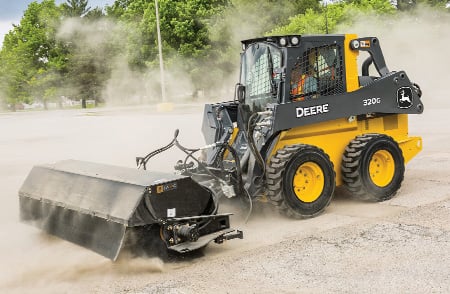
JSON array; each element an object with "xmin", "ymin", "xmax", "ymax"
[{"xmin": 236, "ymin": 83, "xmax": 246, "ymax": 104}]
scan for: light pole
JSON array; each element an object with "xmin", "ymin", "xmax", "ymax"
[{"xmin": 155, "ymin": 0, "xmax": 166, "ymax": 102}]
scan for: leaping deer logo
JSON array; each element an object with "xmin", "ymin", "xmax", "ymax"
[
  {"xmin": 397, "ymin": 87, "xmax": 413, "ymax": 109},
  {"xmin": 399, "ymin": 89, "xmax": 411, "ymax": 103}
]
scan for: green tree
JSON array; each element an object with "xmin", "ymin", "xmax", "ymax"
[
  {"xmin": 62, "ymin": 0, "xmax": 91, "ymax": 17},
  {"xmin": 85, "ymin": 6, "xmax": 105, "ymax": 19},
  {"xmin": 106, "ymin": 0, "xmax": 230, "ymax": 95},
  {"xmin": 67, "ymin": 50, "xmax": 109, "ymax": 107},
  {"xmin": 0, "ymin": 0, "xmax": 63, "ymax": 110},
  {"xmin": 0, "ymin": 42, "xmax": 31, "ymax": 110},
  {"xmin": 60, "ymin": 0, "xmax": 112, "ymax": 107},
  {"xmin": 105, "ymin": 0, "xmax": 128, "ymax": 18},
  {"xmin": 270, "ymin": 0, "xmax": 395, "ymax": 35}
]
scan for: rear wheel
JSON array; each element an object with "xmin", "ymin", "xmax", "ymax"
[
  {"xmin": 341, "ymin": 134, "xmax": 405, "ymax": 201},
  {"xmin": 266, "ymin": 144, "xmax": 335, "ymax": 218}
]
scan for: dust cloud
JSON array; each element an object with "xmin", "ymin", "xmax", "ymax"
[
  {"xmin": 53, "ymin": 3, "xmax": 280, "ymax": 106},
  {"xmin": 57, "ymin": 17, "xmax": 119, "ymax": 52},
  {"xmin": 2, "ymin": 236, "xmax": 165, "ymax": 292},
  {"xmin": 56, "ymin": 17, "xmax": 199, "ymax": 105}
]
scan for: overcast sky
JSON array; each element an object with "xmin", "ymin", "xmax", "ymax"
[{"xmin": 0, "ymin": 0, "xmax": 114, "ymax": 48}]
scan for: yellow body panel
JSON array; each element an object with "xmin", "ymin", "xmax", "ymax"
[
  {"xmin": 269, "ymin": 114, "xmax": 422, "ymax": 186},
  {"xmin": 344, "ymin": 34, "xmax": 360, "ymax": 92}
]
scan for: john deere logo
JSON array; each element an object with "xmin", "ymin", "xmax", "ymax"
[{"xmin": 397, "ymin": 87, "xmax": 413, "ymax": 109}]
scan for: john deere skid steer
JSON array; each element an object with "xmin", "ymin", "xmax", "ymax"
[
  {"xmin": 19, "ymin": 34, "xmax": 423, "ymax": 260},
  {"xmin": 200, "ymin": 34, "xmax": 423, "ymax": 218}
]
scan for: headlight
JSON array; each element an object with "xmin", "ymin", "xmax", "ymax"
[
  {"xmin": 351, "ymin": 40, "xmax": 360, "ymax": 49},
  {"xmin": 291, "ymin": 36, "xmax": 299, "ymax": 46},
  {"xmin": 279, "ymin": 37, "xmax": 287, "ymax": 47}
]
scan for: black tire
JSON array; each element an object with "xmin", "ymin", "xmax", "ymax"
[
  {"xmin": 341, "ymin": 134, "xmax": 405, "ymax": 202},
  {"xmin": 266, "ymin": 144, "xmax": 335, "ymax": 219}
]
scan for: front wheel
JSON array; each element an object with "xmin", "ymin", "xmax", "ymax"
[{"xmin": 266, "ymin": 144, "xmax": 335, "ymax": 218}]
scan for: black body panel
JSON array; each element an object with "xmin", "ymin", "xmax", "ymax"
[{"xmin": 272, "ymin": 71, "xmax": 423, "ymax": 133}]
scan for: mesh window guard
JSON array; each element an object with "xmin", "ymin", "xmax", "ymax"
[{"xmin": 290, "ymin": 45, "xmax": 344, "ymax": 101}]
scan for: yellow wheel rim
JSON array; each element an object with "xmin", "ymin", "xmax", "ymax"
[
  {"xmin": 369, "ymin": 150, "xmax": 395, "ymax": 187},
  {"xmin": 293, "ymin": 162, "xmax": 324, "ymax": 203}
]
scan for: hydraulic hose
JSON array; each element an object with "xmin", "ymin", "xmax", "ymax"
[
  {"xmin": 223, "ymin": 144, "xmax": 252, "ymax": 223},
  {"xmin": 247, "ymin": 113, "xmax": 266, "ymax": 177},
  {"xmin": 137, "ymin": 129, "xmax": 253, "ymax": 222},
  {"xmin": 137, "ymin": 129, "xmax": 179, "ymax": 170}
]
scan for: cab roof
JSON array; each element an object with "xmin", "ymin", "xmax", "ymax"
[{"xmin": 241, "ymin": 34, "xmax": 348, "ymax": 48}]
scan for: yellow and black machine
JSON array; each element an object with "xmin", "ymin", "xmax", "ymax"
[
  {"xmin": 200, "ymin": 34, "xmax": 423, "ymax": 218},
  {"xmin": 19, "ymin": 34, "xmax": 423, "ymax": 260}
]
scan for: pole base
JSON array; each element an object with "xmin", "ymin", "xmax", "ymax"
[{"xmin": 156, "ymin": 102, "xmax": 174, "ymax": 112}]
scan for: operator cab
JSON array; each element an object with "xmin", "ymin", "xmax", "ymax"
[{"xmin": 239, "ymin": 35, "xmax": 348, "ymax": 112}]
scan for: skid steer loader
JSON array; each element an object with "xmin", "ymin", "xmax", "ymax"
[
  {"xmin": 19, "ymin": 34, "xmax": 423, "ymax": 260},
  {"xmin": 198, "ymin": 34, "xmax": 423, "ymax": 218}
]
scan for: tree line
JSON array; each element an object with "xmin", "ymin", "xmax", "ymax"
[{"xmin": 0, "ymin": 0, "xmax": 447, "ymax": 110}]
